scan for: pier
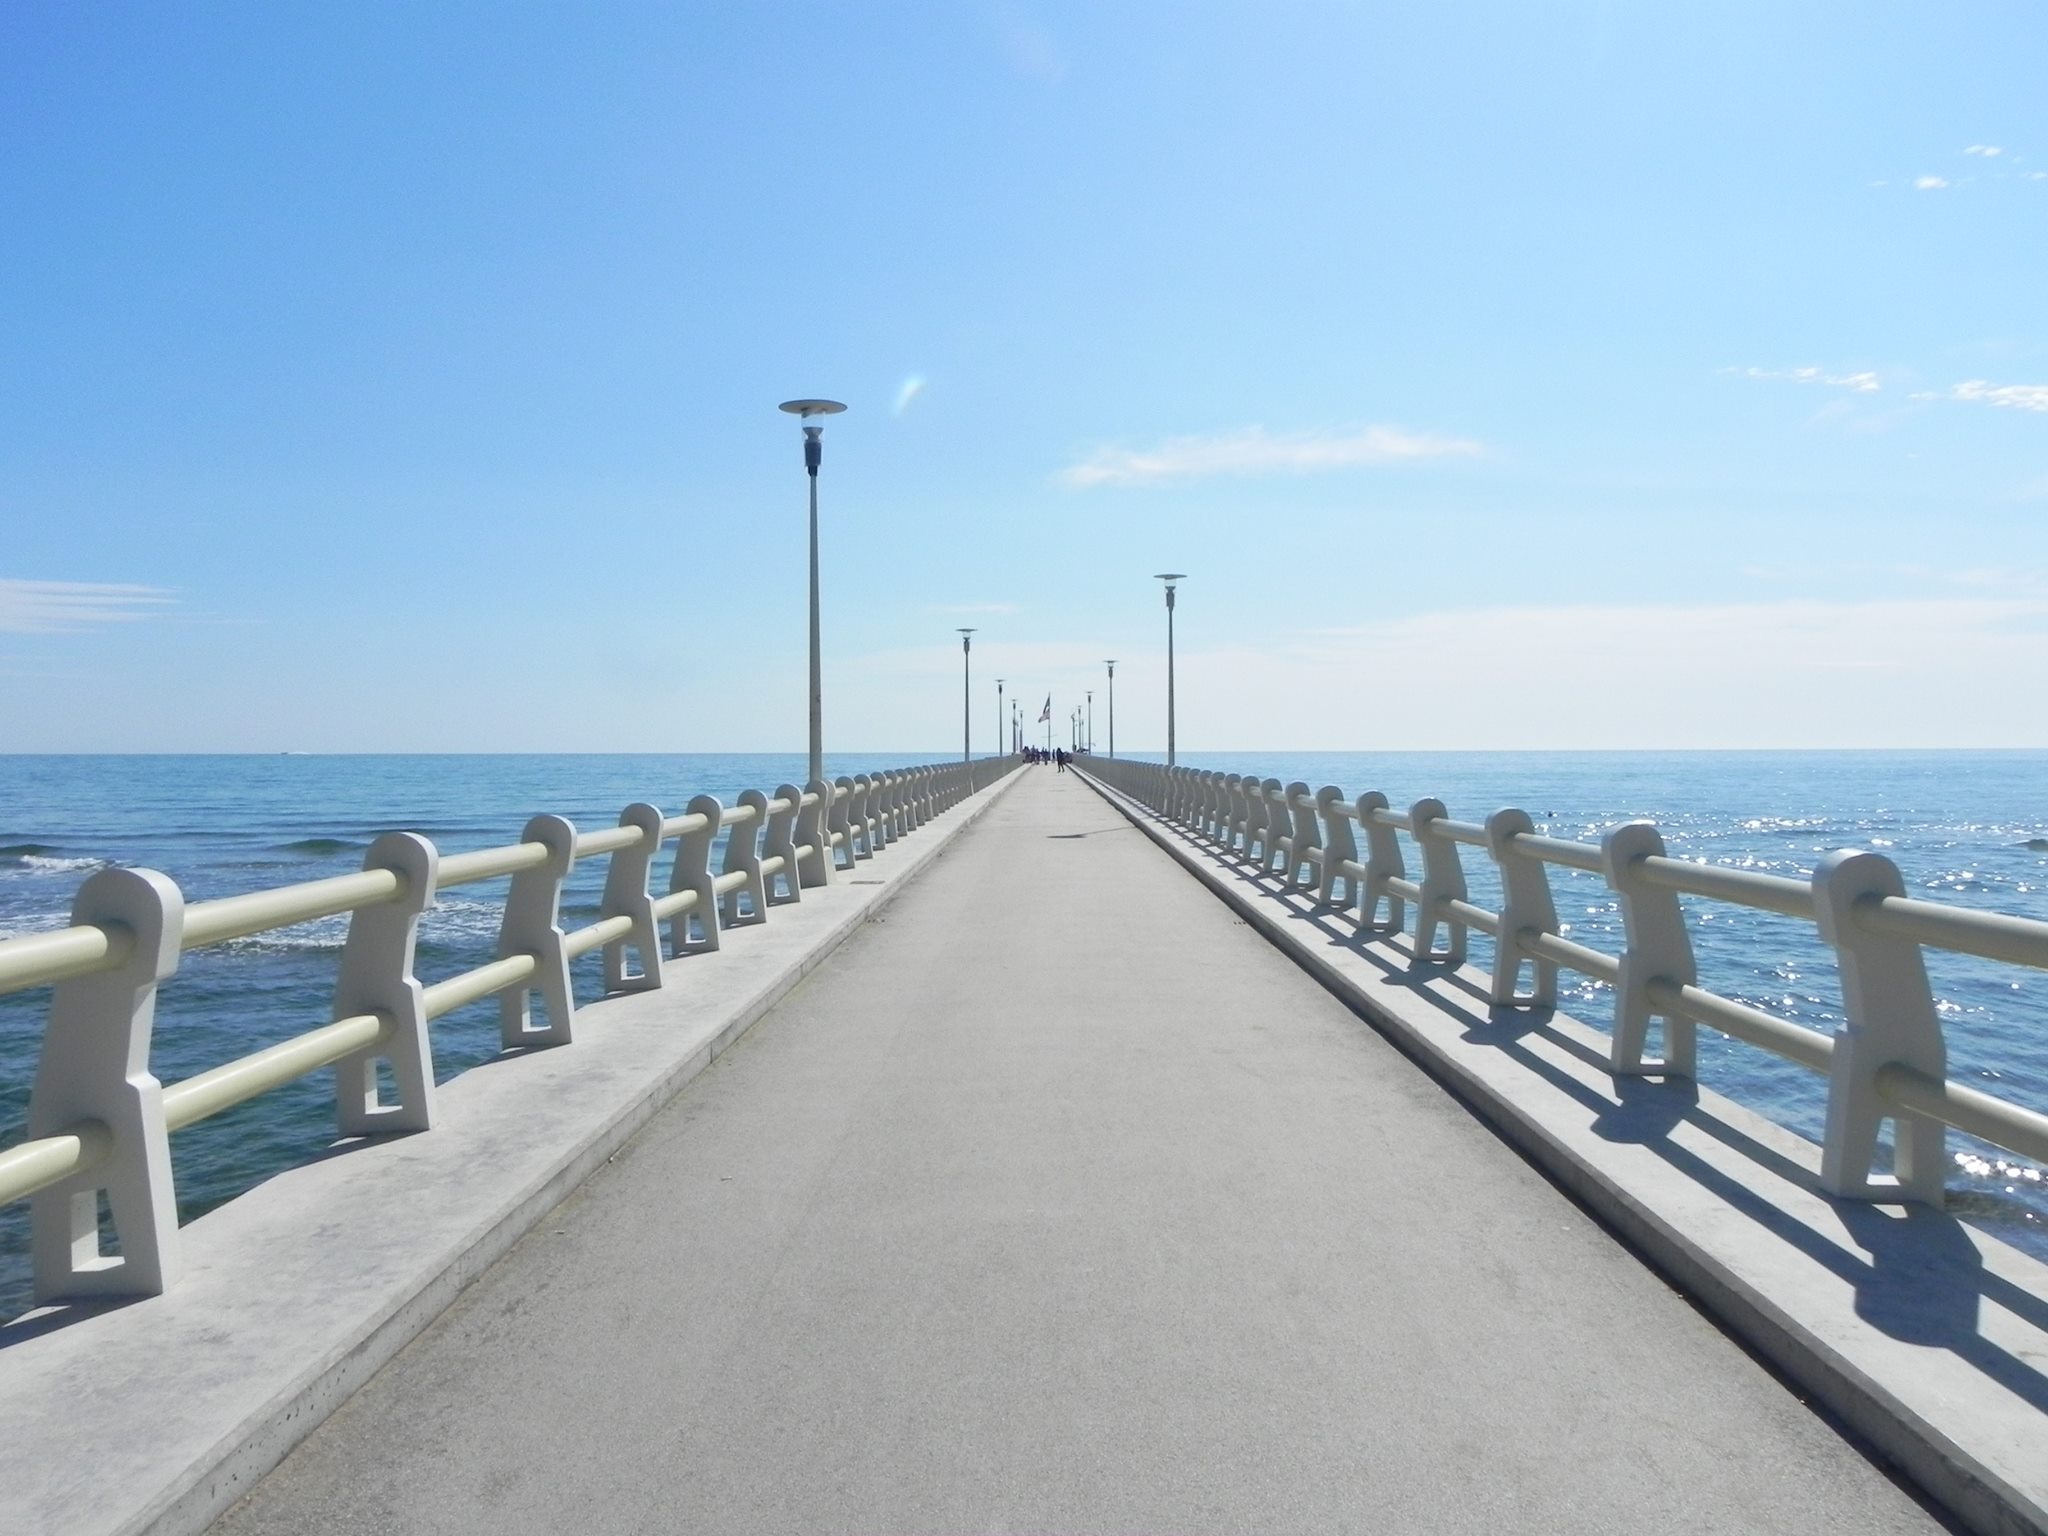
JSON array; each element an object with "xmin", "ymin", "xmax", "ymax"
[{"xmin": 2, "ymin": 759, "xmax": 2047, "ymax": 1534}]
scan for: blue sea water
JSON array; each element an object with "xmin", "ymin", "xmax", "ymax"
[{"xmin": 3, "ymin": 749, "xmax": 2046, "ymax": 1318}]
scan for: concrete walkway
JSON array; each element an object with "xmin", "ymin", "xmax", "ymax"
[{"xmin": 213, "ymin": 768, "xmax": 1945, "ymax": 1535}]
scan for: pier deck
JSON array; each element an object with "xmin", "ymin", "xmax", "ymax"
[{"xmin": 212, "ymin": 769, "xmax": 1940, "ymax": 1534}]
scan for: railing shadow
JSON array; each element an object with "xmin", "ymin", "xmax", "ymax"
[{"xmin": 1121, "ymin": 793, "xmax": 2048, "ymax": 1418}]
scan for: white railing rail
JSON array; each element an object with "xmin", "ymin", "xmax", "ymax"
[
  {"xmin": 0, "ymin": 755, "xmax": 1020, "ymax": 1303},
  {"xmin": 1083, "ymin": 758, "xmax": 2048, "ymax": 1207}
]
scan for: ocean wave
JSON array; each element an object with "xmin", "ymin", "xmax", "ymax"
[
  {"xmin": 0, "ymin": 843, "xmax": 61, "ymax": 859},
  {"xmin": 1, "ymin": 853, "xmax": 112, "ymax": 877},
  {"xmin": 273, "ymin": 837, "xmax": 363, "ymax": 857}
]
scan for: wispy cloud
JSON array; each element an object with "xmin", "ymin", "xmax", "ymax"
[
  {"xmin": 993, "ymin": 5, "xmax": 1066, "ymax": 83},
  {"xmin": 893, "ymin": 375, "xmax": 927, "ymax": 416},
  {"xmin": 1914, "ymin": 175, "xmax": 1950, "ymax": 190},
  {"xmin": 1058, "ymin": 424, "xmax": 1484, "ymax": 489},
  {"xmin": 1728, "ymin": 365, "xmax": 1881, "ymax": 393},
  {"xmin": 1926, "ymin": 378, "xmax": 2048, "ymax": 414},
  {"xmin": 1170, "ymin": 595, "xmax": 2048, "ymax": 749},
  {"xmin": 927, "ymin": 601, "xmax": 1020, "ymax": 617},
  {"xmin": 0, "ymin": 579, "xmax": 178, "ymax": 634},
  {"xmin": 1964, "ymin": 145, "xmax": 2004, "ymax": 157}
]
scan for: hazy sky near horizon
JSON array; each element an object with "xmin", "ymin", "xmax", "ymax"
[{"xmin": 4, "ymin": 3, "xmax": 2045, "ymax": 754}]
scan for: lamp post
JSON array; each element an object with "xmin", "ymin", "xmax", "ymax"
[
  {"xmin": 994, "ymin": 678, "xmax": 1005, "ymax": 760},
  {"xmin": 957, "ymin": 629, "xmax": 976, "ymax": 764},
  {"xmin": 1086, "ymin": 690, "xmax": 1093, "ymax": 754},
  {"xmin": 1154, "ymin": 573, "xmax": 1186, "ymax": 768},
  {"xmin": 779, "ymin": 399, "xmax": 846, "ymax": 786},
  {"xmin": 1104, "ymin": 660, "xmax": 1117, "ymax": 758}
]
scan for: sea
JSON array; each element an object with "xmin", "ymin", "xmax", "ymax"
[{"xmin": 4, "ymin": 749, "xmax": 2047, "ymax": 1317}]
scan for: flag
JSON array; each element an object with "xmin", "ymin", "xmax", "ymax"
[{"xmin": 1037, "ymin": 693, "xmax": 1051, "ymax": 723}]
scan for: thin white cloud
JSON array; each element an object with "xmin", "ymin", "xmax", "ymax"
[
  {"xmin": 1730, "ymin": 365, "xmax": 1881, "ymax": 393},
  {"xmin": 927, "ymin": 601, "xmax": 1020, "ymax": 617},
  {"xmin": 1941, "ymin": 379, "xmax": 2048, "ymax": 414},
  {"xmin": 893, "ymin": 375, "xmax": 927, "ymax": 416},
  {"xmin": 1166, "ymin": 595, "xmax": 2048, "ymax": 750},
  {"xmin": 1964, "ymin": 145, "xmax": 2003, "ymax": 157},
  {"xmin": 1914, "ymin": 175, "xmax": 1950, "ymax": 190},
  {"xmin": 993, "ymin": 5, "xmax": 1066, "ymax": 83},
  {"xmin": 1059, "ymin": 424, "xmax": 1484, "ymax": 489},
  {"xmin": 0, "ymin": 579, "xmax": 178, "ymax": 634}
]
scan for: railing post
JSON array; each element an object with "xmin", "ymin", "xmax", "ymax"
[
  {"xmin": 1222, "ymin": 775, "xmax": 1247, "ymax": 853},
  {"xmin": 334, "ymin": 831, "xmax": 439, "ymax": 1134},
  {"xmin": 845, "ymin": 776, "xmax": 869, "ymax": 856},
  {"xmin": 1315, "ymin": 787, "xmax": 1358, "ymax": 908},
  {"xmin": 500, "ymin": 814, "xmax": 577, "ymax": 1048},
  {"xmin": 599, "ymin": 804, "xmax": 666, "ymax": 992},
  {"xmin": 885, "ymin": 772, "xmax": 907, "ymax": 839},
  {"xmin": 1815, "ymin": 849, "xmax": 1947, "ymax": 1205},
  {"xmin": 28, "ymin": 867, "xmax": 184, "ymax": 1301},
  {"xmin": 764, "ymin": 784, "xmax": 803, "ymax": 904},
  {"xmin": 721, "ymin": 790, "xmax": 770, "ymax": 927},
  {"xmin": 1201, "ymin": 772, "xmax": 1222, "ymax": 839},
  {"xmin": 830, "ymin": 776, "xmax": 861, "ymax": 867},
  {"xmin": 1409, "ymin": 798, "xmax": 1469, "ymax": 965},
  {"xmin": 1356, "ymin": 792, "xmax": 1406, "ymax": 934},
  {"xmin": 668, "ymin": 794, "xmax": 723, "ymax": 954},
  {"xmin": 1284, "ymin": 781, "xmax": 1320, "ymax": 890},
  {"xmin": 798, "ymin": 779, "xmax": 837, "ymax": 887},
  {"xmin": 1601, "ymin": 820, "xmax": 1697, "ymax": 1078},
  {"xmin": 856, "ymin": 774, "xmax": 884, "ymax": 853},
  {"xmin": 1245, "ymin": 782, "xmax": 1277, "ymax": 876},
  {"xmin": 1485, "ymin": 810, "xmax": 1559, "ymax": 1009}
]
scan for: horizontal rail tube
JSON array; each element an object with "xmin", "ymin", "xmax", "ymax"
[
  {"xmin": 1505, "ymin": 833, "xmax": 1605, "ymax": 874},
  {"xmin": 1857, "ymin": 894, "xmax": 2048, "ymax": 971},
  {"xmin": 184, "ymin": 869, "xmax": 405, "ymax": 949},
  {"xmin": 423, "ymin": 954, "xmax": 539, "ymax": 1019},
  {"xmin": 0, "ymin": 1119, "xmax": 112, "ymax": 1205},
  {"xmin": 0, "ymin": 923, "xmax": 135, "ymax": 997},
  {"xmin": 1517, "ymin": 929, "xmax": 1622, "ymax": 983},
  {"xmin": 1877, "ymin": 1063, "xmax": 2048, "ymax": 1166},
  {"xmin": 1646, "ymin": 977, "xmax": 1833, "ymax": 1074},
  {"xmin": 1437, "ymin": 819, "xmax": 1488, "ymax": 847},
  {"xmin": 711, "ymin": 870, "xmax": 750, "ymax": 897},
  {"xmin": 435, "ymin": 843, "xmax": 550, "ymax": 890},
  {"xmin": 161, "ymin": 1013, "xmax": 388, "ymax": 1132},
  {"xmin": 660, "ymin": 812, "xmax": 709, "ymax": 838},
  {"xmin": 650, "ymin": 888, "xmax": 700, "ymax": 920},
  {"xmin": 573, "ymin": 825, "xmax": 648, "ymax": 858},
  {"xmin": 1637, "ymin": 855, "xmax": 1814, "ymax": 920},
  {"xmin": 562, "ymin": 914, "xmax": 635, "ymax": 959},
  {"xmin": 1443, "ymin": 897, "xmax": 1500, "ymax": 936}
]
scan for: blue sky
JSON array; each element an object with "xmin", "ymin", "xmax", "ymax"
[{"xmin": 3, "ymin": 2, "xmax": 2045, "ymax": 753}]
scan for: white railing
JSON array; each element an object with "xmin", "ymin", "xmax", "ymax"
[
  {"xmin": 1082, "ymin": 758, "xmax": 2048, "ymax": 1206},
  {"xmin": 0, "ymin": 756, "xmax": 1019, "ymax": 1304}
]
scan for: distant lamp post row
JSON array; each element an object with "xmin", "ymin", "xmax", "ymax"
[{"xmin": 778, "ymin": 397, "xmax": 1183, "ymax": 775}]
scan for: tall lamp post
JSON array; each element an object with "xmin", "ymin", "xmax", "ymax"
[
  {"xmin": 1154, "ymin": 573, "xmax": 1186, "ymax": 768},
  {"xmin": 779, "ymin": 398, "xmax": 846, "ymax": 786},
  {"xmin": 1104, "ymin": 660, "xmax": 1117, "ymax": 758},
  {"xmin": 994, "ymin": 677, "xmax": 1005, "ymax": 760},
  {"xmin": 1086, "ymin": 690, "xmax": 1093, "ymax": 754},
  {"xmin": 957, "ymin": 629, "xmax": 976, "ymax": 764}
]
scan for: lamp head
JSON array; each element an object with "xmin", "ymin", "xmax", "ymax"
[{"xmin": 780, "ymin": 399, "xmax": 845, "ymax": 475}]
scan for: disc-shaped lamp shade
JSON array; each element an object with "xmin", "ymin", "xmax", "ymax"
[
  {"xmin": 780, "ymin": 399, "xmax": 847, "ymax": 418},
  {"xmin": 1154, "ymin": 572, "xmax": 1187, "ymax": 583}
]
